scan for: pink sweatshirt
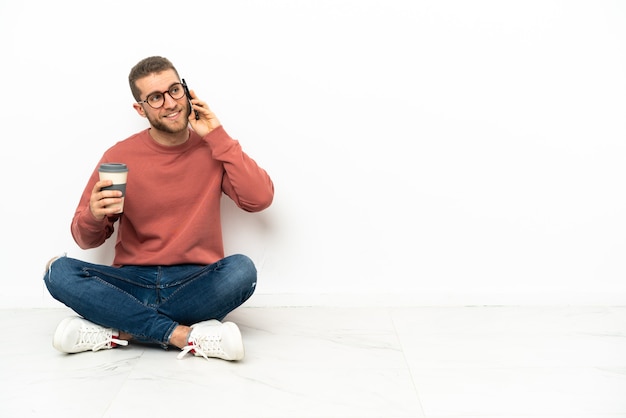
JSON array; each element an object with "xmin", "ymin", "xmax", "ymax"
[{"xmin": 71, "ymin": 126, "xmax": 274, "ymax": 267}]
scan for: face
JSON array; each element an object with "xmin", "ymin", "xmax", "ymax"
[{"xmin": 133, "ymin": 70, "xmax": 190, "ymax": 134}]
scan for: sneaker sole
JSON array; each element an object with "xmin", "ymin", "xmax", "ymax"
[
  {"xmin": 52, "ymin": 316, "xmax": 80, "ymax": 353},
  {"xmin": 189, "ymin": 321, "xmax": 245, "ymax": 361},
  {"xmin": 220, "ymin": 321, "xmax": 245, "ymax": 361}
]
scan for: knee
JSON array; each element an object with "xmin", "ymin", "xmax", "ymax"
[
  {"xmin": 43, "ymin": 255, "xmax": 70, "ymax": 291},
  {"xmin": 44, "ymin": 254, "xmax": 66, "ymax": 275},
  {"xmin": 231, "ymin": 255, "xmax": 257, "ymax": 301},
  {"xmin": 224, "ymin": 254, "xmax": 257, "ymax": 288},
  {"xmin": 232, "ymin": 253, "xmax": 256, "ymax": 276},
  {"xmin": 45, "ymin": 256, "xmax": 59, "ymax": 272}
]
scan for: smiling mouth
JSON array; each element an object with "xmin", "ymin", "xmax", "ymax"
[{"xmin": 164, "ymin": 110, "xmax": 182, "ymax": 119}]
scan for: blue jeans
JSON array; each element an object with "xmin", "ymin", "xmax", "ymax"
[{"xmin": 43, "ymin": 254, "xmax": 257, "ymax": 347}]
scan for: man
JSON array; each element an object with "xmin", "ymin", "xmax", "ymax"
[{"xmin": 44, "ymin": 56, "xmax": 274, "ymax": 361}]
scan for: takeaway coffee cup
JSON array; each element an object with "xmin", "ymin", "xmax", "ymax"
[{"xmin": 99, "ymin": 163, "xmax": 128, "ymax": 213}]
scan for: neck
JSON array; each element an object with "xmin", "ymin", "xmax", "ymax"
[{"xmin": 149, "ymin": 128, "xmax": 190, "ymax": 147}]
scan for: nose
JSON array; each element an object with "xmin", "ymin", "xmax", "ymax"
[{"xmin": 163, "ymin": 92, "xmax": 178, "ymax": 108}]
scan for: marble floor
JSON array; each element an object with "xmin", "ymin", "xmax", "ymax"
[{"xmin": 0, "ymin": 305, "xmax": 625, "ymax": 418}]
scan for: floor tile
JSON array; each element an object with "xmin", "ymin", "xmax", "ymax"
[
  {"xmin": 412, "ymin": 366, "xmax": 626, "ymax": 416},
  {"xmin": 1, "ymin": 306, "xmax": 624, "ymax": 417}
]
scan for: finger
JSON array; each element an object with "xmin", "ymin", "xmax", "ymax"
[
  {"xmin": 90, "ymin": 183, "xmax": 121, "ymax": 210},
  {"xmin": 93, "ymin": 179, "xmax": 113, "ymax": 192},
  {"xmin": 100, "ymin": 197, "xmax": 123, "ymax": 209},
  {"xmin": 190, "ymin": 99, "xmax": 206, "ymax": 113},
  {"xmin": 91, "ymin": 195, "xmax": 122, "ymax": 215}
]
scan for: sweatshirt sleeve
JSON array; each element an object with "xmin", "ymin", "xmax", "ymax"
[
  {"xmin": 203, "ymin": 126, "xmax": 274, "ymax": 212},
  {"xmin": 70, "ymin": 167, "xmax": 118, "ymax": 249}
]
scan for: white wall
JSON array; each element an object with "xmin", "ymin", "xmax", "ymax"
[{"xmin": 1, "ymin": 0, "xmax": 625, "ymax": 308}]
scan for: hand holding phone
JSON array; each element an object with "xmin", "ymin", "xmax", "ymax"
[{"xmin": 181, "ymin": 79, "xmax": 199, "ymax": 120}]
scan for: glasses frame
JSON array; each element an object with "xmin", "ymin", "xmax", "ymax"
[{"xmin": 137, "ymin": 82, "xmax": 186, "ymax": 109}]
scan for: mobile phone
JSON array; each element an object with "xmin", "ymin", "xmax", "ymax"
[{"xmin": 181, "ymin": 79, "xmax": 199, "ymax": 120}]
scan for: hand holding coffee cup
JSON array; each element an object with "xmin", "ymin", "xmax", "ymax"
[{"xmin": 98, "ymin": 163, "xmax": 128, "ymax": 214}]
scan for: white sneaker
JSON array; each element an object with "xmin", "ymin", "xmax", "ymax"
[
  {"xmin": 53, "ymin": 316, "xmax": 128, "ymax": 353},
  {"xmin": 177, "ymin": 320, "xmax": 244, "ymax": 361}
]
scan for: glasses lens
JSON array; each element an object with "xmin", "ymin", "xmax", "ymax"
[
  {"xmin": 146, "ymin": 93, "xmax": 164, "ymax": 109},
  {"xmin": 143, "ymin": 84, "xmax": 185, "ymax": 109},
  {"xmin": 169, "ymin": 83, "xmax": 185, "ymax": 100}
]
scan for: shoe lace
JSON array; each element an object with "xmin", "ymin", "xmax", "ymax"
[
  {"xmin": 177, "ymin": 332, "xmax": 224, "ymax": 360},
  {"xmin": 79, "ymin": 325, "xmax": 129, "ymax": 351}
]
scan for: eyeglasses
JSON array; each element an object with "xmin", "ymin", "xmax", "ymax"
[{"xmin": 137, "ymin": 83, "xmax": 186, "ymax": 109}]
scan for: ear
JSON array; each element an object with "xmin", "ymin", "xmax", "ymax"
[{"xmin": 133, "ymin": 103, "xmax": 147, "ymax": 118}]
